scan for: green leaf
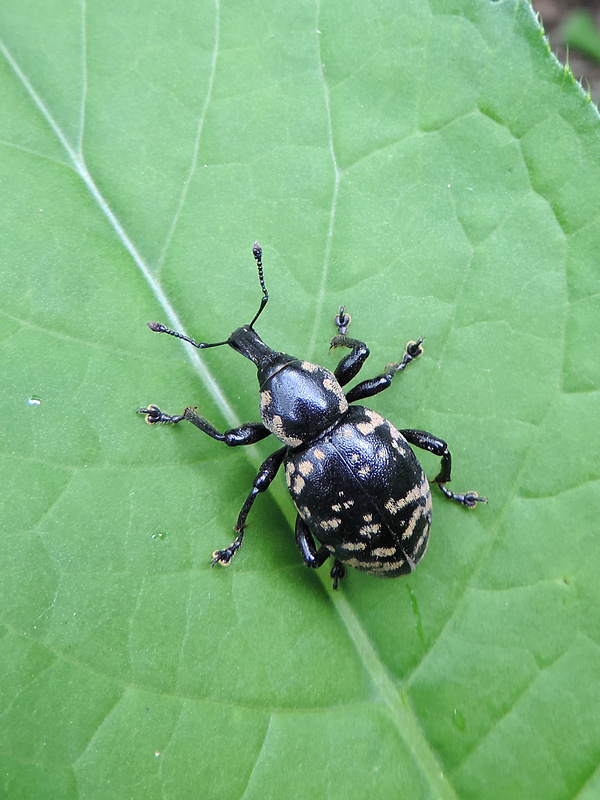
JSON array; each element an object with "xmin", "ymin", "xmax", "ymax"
[{"xmin": 2, "ymin": 0, "xmax": 599, "ymax": 798}]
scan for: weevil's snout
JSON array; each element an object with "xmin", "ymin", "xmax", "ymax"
[
  {"xmin": 228, "ymin": 325, "xmax": 274, "ymax": 366},
  {"xmin": 229, "ymin": 325, "xmax": 297, "ymax": 389}
]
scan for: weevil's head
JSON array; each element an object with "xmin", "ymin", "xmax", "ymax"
[
  {"xmin": 228, "ymin": 323, "xmax": 347, "ymax": 445},
  {"xmin": 225, "ymin": 244, "xmax": 347, "ymax": 446}
]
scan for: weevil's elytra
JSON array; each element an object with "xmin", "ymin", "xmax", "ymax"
[
  {"xmin": 284, "ymin": 404, "xmax": 432, "ymax": 577},
  {"xmin": 138, "ymin": 243, "xmax": 486, "ymax": 589}
]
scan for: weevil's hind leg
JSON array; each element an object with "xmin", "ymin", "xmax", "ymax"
[
  {"xmin": 295, "ymin": 515, "xmax": 345, "ymax": 589},
  {"xmin": 295, "ymin": 515, "xmax": 331, "ymax": 568},
  {"xmin": 138, "ymin": 405, "xmax": 271, "ymax": 446},
  {"xmin": 400, "ymin": 429, "xmax": 487, "ymax": 507},
  {"xmin": 330, "ymin": 559, "xmax": 345, "ymax": 590},
  {"xmin": 212, "ymin": 447, "xmax": 287, "ymax": 566}
]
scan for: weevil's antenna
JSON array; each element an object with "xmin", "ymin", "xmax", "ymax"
[
  {"xmin": 147, "ymin": 243, "xmax": 269, "ymax": 348},
  {"xmin": 146, "ymin": 321, "xmax": 229, "ymax": 349},
  {"xmin": 249, "ymin": 242, "xmax": 269, "ymax": 328}
]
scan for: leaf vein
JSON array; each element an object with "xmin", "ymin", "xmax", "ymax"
[
  {"xmin": 157, "ymin": 0, "xmax": 221, "ymax": 272},
  {"xmin": 0, "ymin": 28, "xmax": 241, "ymax": 430}
]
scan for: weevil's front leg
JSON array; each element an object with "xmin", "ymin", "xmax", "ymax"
[
  {"xmin": 294, "ymin": 515, "xmax": 346, "ymax": 589},
  {"xmin": 329, "ymin": 307, "xmax": 371, "ymax": 387},
  {"xmin": 212, "ymin": 447, "xmax": 287, "ymax": 566},
  {"xmin": 329, "ymin": 306, "xmax": 424, "ymax": 400},
  {"xmin": 330, "ymin": 307, "xmax": 371, "ymax": 387},
  {"xmin": 344, "ymin": 337, "xmax": 424, "ymax": 404},
  {"xmin": 138, "ymin": 405, "xmax": 271, "ymax": 446},
  {"xmin": 400, "ymin": 429, "xmax": 487, "ymax": 507}
]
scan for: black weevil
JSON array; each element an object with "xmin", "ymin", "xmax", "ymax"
[{"xmin": 139, "ymin": 243, "xmax": 486, "ymax": 588}]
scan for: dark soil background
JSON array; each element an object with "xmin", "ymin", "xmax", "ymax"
[{"xmin": 531, "ymin": 0, "xmax": 600, "ymax": 105}]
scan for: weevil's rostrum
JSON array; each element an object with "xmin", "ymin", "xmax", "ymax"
[{"xmin": 138, "ymin": 243, "xmax": 486, "ymax": 588}]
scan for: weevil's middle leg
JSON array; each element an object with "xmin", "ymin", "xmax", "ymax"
[{"xmin": 212, "ymin": 446, "xmax": 287, "ymax": 566}]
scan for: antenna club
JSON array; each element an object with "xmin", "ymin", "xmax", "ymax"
[
  {"xmin": 249, "ymin": 241, "xmax": 269, "ymax": 329},
  {"xmin": 147, "ymin": 321, "xmax": 166, "ymax": 333}
]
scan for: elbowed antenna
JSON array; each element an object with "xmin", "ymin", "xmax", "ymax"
[
  {"xmin": 146, "ymin": 243, "xmax": 269, "ymax": 349},
  {"xmin": 249, "ymin": 242, "xmax": 269, "ymax": 329},
  {"xmin": 145, "ymin": 321, "xmax": 229, "ymax": 349}
]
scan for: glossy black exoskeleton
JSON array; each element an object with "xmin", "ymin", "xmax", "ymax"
[{"xmin": 138, "ymin": 243, "xmax": 486, "ymax": 588}]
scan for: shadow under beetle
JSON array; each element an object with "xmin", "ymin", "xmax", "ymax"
[{"xmin": 138, "ymin": 243, "xmax": 486, "ymax": 588}]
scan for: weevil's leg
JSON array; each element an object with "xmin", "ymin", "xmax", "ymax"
[
  {"xmin": 137, "ymin": 405, "xmax": 271, "ymax": 446},
  {"xmin": 183, "ymin": 408, "xmax": 272, "ymax": 446},
  {"xmin": 295, "ymin": 515, "xmax": 346, "ymax": 589},
  {"xmin": 212, "ymin": 447, "xmax": 287, "ymax": 566},
  {"xmin": 295, "ymin": 515, "xmax": 331, "ymax": 568},
  {"xmin": 330, "ymin": 559, "xmax": 346, "ymax": 590},
  {"xmin": 331, "ymin": 336, "xmax": 371, "ymax": 387},
  {"xmin": 343, "ymin": 338, "xmax": 424, "ymax": 403},
  {"xmin": 137, "ymin": 405, "xmax": 186, "ymax": 424},
  {"xmin": 330, "ymin": 307, "xmax": 371, "ymax": 387},
  {"xmin": 400, "ymin": 429, "xmax": 487, "ymax": 508}
]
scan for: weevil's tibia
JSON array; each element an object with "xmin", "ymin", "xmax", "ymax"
[{"xmin": 211, "ymin": 447, "xmax": 286, "ymax": 567}]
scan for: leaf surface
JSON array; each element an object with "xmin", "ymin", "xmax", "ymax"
[{"xmin": 1, "ymin": 1, "xmax": 599, "ymax": 798}]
